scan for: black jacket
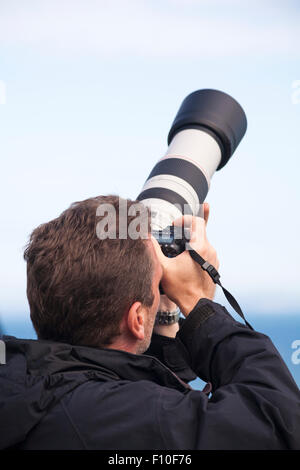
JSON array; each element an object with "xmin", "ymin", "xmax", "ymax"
[{"xmin": 0, "ymin": 298, "xmax": 299, "ymax": 450}]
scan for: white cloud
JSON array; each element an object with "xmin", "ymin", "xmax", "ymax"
[{"xmin": 0, "ymin": 0, "xmax": 298, "ymax": 58}]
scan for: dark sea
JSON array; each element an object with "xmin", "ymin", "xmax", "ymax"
[{"xmin": 1, "ymin": 312, "xmax": 299, "ymax": 390}]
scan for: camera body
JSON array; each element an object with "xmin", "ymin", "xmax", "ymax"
[{"xmin": 152, "ymin": 226, "xmax": 190, "ymax": 258}]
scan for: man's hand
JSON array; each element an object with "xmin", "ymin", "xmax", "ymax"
[{"xmin": 151, "ymin": 203, "xmax": 219, "ymax": 317}]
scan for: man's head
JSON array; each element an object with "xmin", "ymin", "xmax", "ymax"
[{"xmin": 24, "ymin": 195, "xmax": 162, "ymax": 353}]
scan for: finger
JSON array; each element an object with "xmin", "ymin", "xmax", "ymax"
[
  {"xmin": 203, "ymin": 203, "xmax": 210, "ymax": 225},
  {"xmin": 188, "ymin": 216, "xmax": 206, "ymax": 246},
  {"xmin": 173, "ymin": 207, "xmax": 209, "ymax": 228},
  {"xmin": 170, "ymin": 215, "xmax": 190, "ymax": 244},
  {"xmin": 172, "ymin": 215, "xmax": 207, "ymax": 247},
  {"xmin": 172, "ymin": 214, "xmax": 193, "ymax": 227}
]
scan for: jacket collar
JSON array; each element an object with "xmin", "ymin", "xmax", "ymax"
[{"xmin": 4, "ymin": 336, "xmax": 191, "ymax": 393}]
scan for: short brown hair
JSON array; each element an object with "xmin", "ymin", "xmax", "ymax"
[{"xmin": 24, "ymin": 195, "xmax": 154, "ymax": 347}]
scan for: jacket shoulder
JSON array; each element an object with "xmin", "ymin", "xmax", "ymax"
[{"xmin": 27, "ymin": 378, "xmax": 185, "ymax": 450}]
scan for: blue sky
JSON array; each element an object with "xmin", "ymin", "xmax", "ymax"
[{"xmin": 0, "ymin": 0, "xmax": 300, "ymax": 322}]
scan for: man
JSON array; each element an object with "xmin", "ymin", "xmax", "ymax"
[{"xmin": 0, "ymin": 195, "xmax": 299, "ymax": 450}]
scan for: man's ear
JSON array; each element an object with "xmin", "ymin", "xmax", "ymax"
[{"xmin": 126, "ymin": 301, "xmax": 146, "ymax": 341}]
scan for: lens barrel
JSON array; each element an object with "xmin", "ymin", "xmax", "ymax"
[{"xmin": 137, "ymin": 89, "xmax": 247, "ymax": 230}]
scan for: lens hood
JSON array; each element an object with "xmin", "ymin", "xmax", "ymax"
[{"xmin": 167, "ymin": 89, "xmax": 247, "ymax": 170}]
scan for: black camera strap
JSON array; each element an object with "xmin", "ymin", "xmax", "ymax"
[{"xmin": 188, "ymin": 249, "xmax": 253, "ymax": 330}]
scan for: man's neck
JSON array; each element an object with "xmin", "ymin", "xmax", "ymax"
[{"xmin": 105, "ymin": 338, "xmax": 139, "ymax": 355}]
